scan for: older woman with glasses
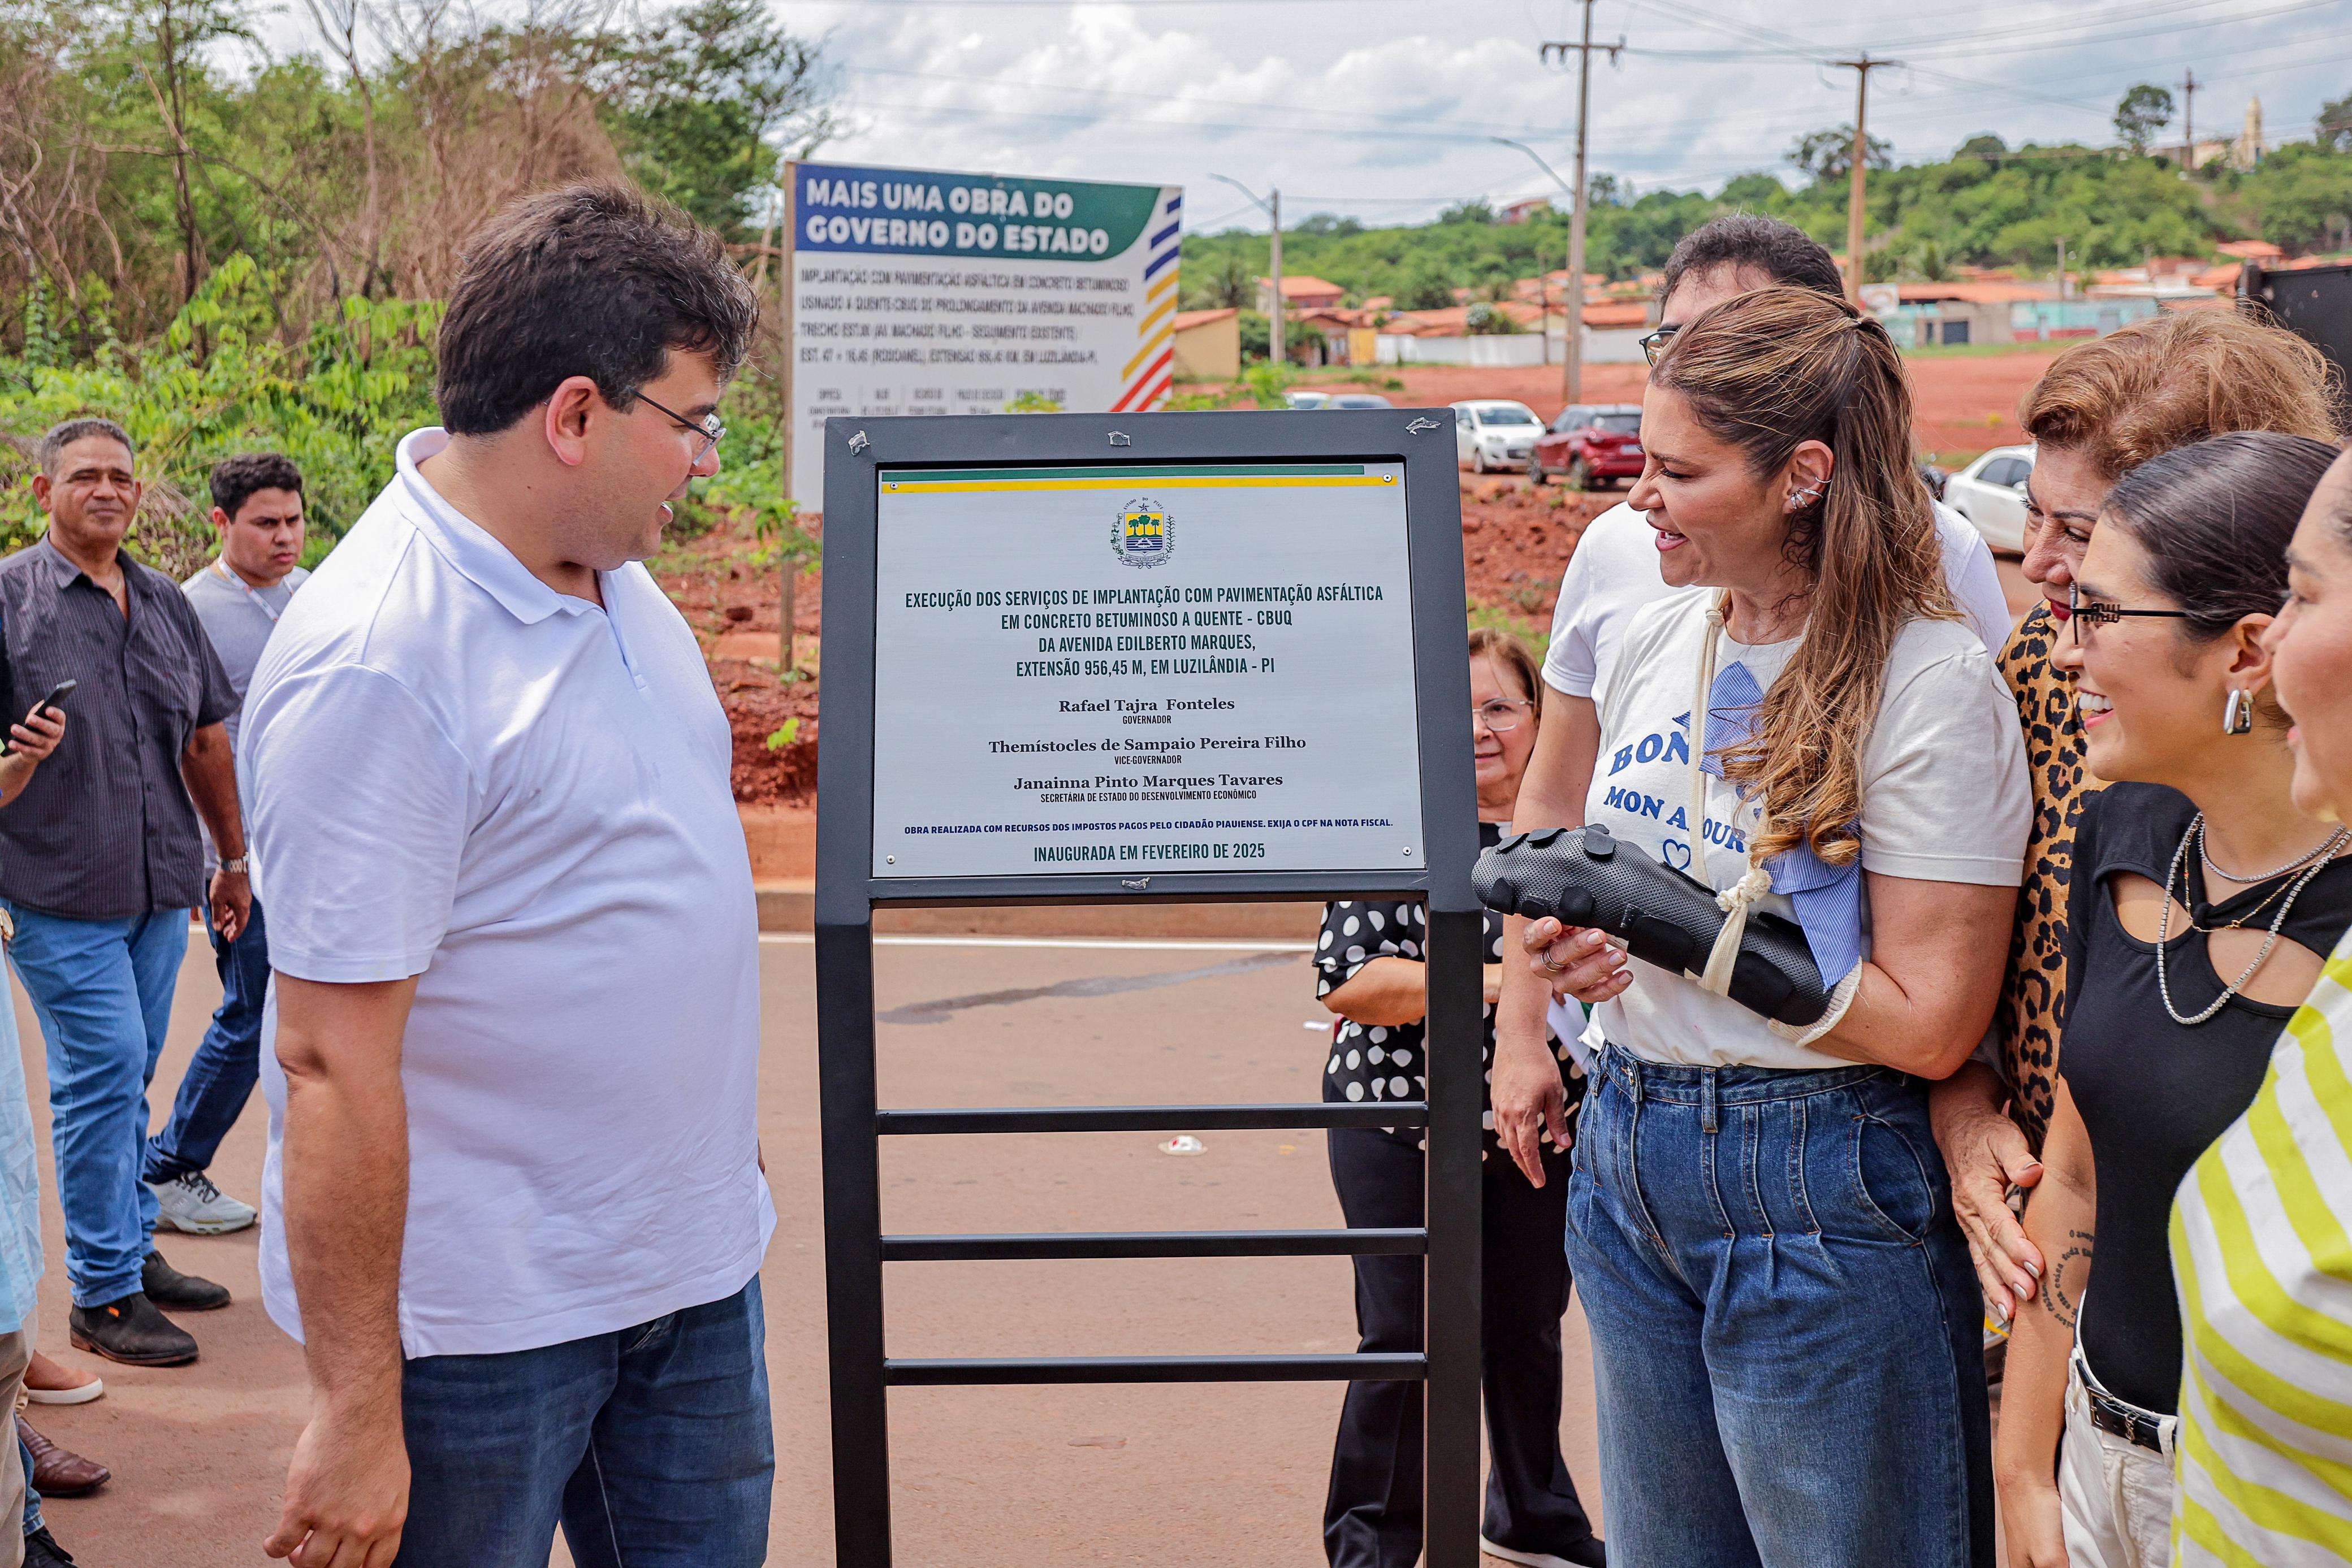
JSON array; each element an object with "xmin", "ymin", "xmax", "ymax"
[
  {"xmin": 1313, "ymin": 627, "xmax": 1602, "ymax": 1568},
  {"xmin": 1995, "ymin": 435, "xmax": 2352, "ymax": 1568}
]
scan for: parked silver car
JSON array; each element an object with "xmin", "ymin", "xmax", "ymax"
[
  {"xmin": 1943, "ymin": 444, "xmax": 2034, "ymax": 555},
  {"xmin": 1452, "ymin": 400, "xmax": 1543, "ymax": 474}
]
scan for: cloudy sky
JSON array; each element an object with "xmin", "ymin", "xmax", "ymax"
[{"xmin": 779, "ymin": 0, "xmax": 2351, "ymax": 229}]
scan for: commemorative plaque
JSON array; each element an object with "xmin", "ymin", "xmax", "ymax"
[
  {"xmin": 814, "ymin": 409, "xmax": 1484, "ymax": 1568},
  {"xmin": 870, "ymin": 460, "xmax": 1426, "ymax": 880}
]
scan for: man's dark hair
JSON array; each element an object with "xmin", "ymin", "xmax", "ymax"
[
  {"xmin": 37, "ymin": 417, "xmax": 135, "ymax": 477},
  {"xmin": 1657, "ymin": 214, "xmax": 1844, "ymax": 306},
  {"xmin": 435, "ymin": 181, "xmax": 759, "ymax": 436},
  {"xmin": 209, "ymin": 452, "xmax": 305, "ymax": 523}
]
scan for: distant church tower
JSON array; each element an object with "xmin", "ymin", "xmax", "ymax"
[{"xmin": 2232, "ymin": 96, "xmax": 2267, "ymax": 171}]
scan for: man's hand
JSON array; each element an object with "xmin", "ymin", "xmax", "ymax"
[
  {"xmin": 7, "ymin": 705, "xmax": 65, "ymax": 763},
  {"xmin": 263, "ymin": 1393, "xmax": 409, "ymax": 1566},
  {"xmin": 1931, "ymin": 1064, "xmax": 2044, "ymax": 1319},
  {"xmin": 210, "ymin": 868, "xmax": 252, "ymax": 942}
]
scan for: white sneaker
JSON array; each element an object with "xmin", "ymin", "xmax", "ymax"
[{"xmin": 149, "ymin": 1171, "xmax": 257, "ymax": 1235}]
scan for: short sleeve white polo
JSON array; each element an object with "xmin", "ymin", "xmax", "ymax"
[{"xmin": 242, "ymin": 428, "xmax": 773, "ymax": 1358}]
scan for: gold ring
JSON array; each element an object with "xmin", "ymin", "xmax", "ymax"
[{"xmin": 1541, "ymin": 956, "xmax": 1565, "ymax": 974}]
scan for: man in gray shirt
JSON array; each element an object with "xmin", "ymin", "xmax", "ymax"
[{"xmin": 143, "ymin": 454, "xmax": 310, "ymax": 1238}]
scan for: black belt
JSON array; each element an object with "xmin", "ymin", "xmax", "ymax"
[{"xmin": 2082, "ymin": 1374, "xmax": 2171, "ymax": 1454}]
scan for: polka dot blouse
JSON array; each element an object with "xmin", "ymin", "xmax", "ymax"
[{"xmin": 1313, "ymin": 825, "xmax": 1585, "ymax": 1155}]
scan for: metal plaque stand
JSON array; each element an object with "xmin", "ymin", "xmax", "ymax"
[{"xmin": 815, "ymin": 409, "xmax": 1481, "ymax": 1567}]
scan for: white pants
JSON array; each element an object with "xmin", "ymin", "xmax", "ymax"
[{"xmin": 2059, "ymin": 1356, "xmax": 2177, "ymax": 1568}]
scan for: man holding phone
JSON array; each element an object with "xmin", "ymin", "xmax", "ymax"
[
  {"xmin": 140, "ymin": 453, "xmax": 312, "ymax": 1240},
  {"xmin": 0, "ymin": 417, "xmax": 247, "ymax": 1370}
]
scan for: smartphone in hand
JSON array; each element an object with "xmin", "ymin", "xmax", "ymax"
[{"xmin": 1, "ymin": 680, "xmax": 76, "ymax": 757}]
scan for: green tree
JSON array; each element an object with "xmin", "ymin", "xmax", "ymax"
[
  {"xmin": 1956, "ymin": 133, "xmax": 2008, "ymax": 165},
  {"xmin": 1787, "ymin": 125, "xmax": 1893, "ymax": 184},
  {"xmin": 2319, "ymin": 90, "xmax": 2352, "ymax": 153},
  {"xmin": 1395, "ymin": 258, "xmax": 1456, "ymax": 310},
  {"xmin": 2113, "ymin": 84, "xmax": 2174, "ymax": 156}
]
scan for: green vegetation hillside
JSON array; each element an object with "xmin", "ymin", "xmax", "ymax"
[{"xmin": 1180, "ymin": 116, "xmax": 2352, "ymax": 310}]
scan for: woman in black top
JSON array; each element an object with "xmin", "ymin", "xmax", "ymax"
[
  {"xmin": 1313, "ymin": 628, "xmax": 1597, "ymax": 1568},
  {"xmin": 1996, "ymin": 434, "xmax": 2352, "ymax": 1568}
]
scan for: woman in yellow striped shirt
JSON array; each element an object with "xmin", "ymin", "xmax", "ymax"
[{"xmin": 2172, "ymin": 444, "xmax": 2352, "ymax": 1565}]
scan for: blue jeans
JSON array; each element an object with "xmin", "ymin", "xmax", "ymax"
[
  {"xmin": 144, "ymin": 895, "xmax": 267, "ymax": 1184},
  {"xmin": 20, "ymin": 1437, "xmax": 37, "ymax": 1536},
  {"xmin": 1566, "ymin": 1049, "xmax": 1993, "ymax": 1568},
  {"xmin": 2, "ymin": 904, "xmax": 186, "ymax": 1306},
  {"xmin": 394, "ymin": 1277, "xmax": 772, "ymax": 1566}
]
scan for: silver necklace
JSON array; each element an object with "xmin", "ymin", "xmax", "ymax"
[
  {"xmin": 2197, "ymin": 818, "xmax": 2350, "ymax": 883},
  {"xmin": 2159, "ymin": 812, "xmax": 2343, "ymax": 1026}
]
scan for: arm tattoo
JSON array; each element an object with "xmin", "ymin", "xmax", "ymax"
[{"xmin": 2040, "ymin": 1228, "xmax": 2092, "ymax": 1331}]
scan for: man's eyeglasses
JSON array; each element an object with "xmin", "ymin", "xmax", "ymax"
[
  {"xmin": 1639, "ymin": 324, "xmax": 1680, "ymax": 367},
  {"xmin": 634, "ymin": 391, "xmax": 726, "ymax": 464},
  {"xmin": 2063, "ymin": 584, "xmax": 2195, "ymax": 644},
  {"xmin": 1473, "ymin": 699, "xmax": 1534, "ymax": 733}
]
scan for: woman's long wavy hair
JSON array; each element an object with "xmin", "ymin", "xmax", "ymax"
[{"xmin": 1651, "ymin": 285, "xmax": 1955, "ymax": 868}]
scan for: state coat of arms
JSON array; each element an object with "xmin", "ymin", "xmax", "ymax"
[{"xmin": 1112, "ymin": 499, "xmax": 1173, "ymax": 569}]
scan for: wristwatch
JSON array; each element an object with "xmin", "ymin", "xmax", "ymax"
[{"xmin": 219, "ymin": 855, "xmax": 250, "ymax": 874}]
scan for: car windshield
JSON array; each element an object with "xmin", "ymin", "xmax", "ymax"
[
  {"xmin": 1331, "ymin": 395, "xmax": 1392, "ymax": 408},
  {"xmin": 1592, "ymin": 414, "xmax": 1640, "ymax": 434},
  {"xmin": 1476, "ymin": 406, "xmax": 1538, "ymax": 426}
]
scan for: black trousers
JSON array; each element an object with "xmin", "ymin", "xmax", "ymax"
[{"xmin": 1322, "ymin": 1128, "xmax": 1597, "ymax": 1568}]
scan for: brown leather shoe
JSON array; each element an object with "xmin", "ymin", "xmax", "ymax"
[{"xmin": 16, "ymin": 1416, "xmax": 109, "ymax": 1497}]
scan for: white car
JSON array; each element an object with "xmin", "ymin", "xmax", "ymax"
[
  {"xmin": 1452, "ymin": 400, "xmax": 1544, "ymax": 474},
  {"xmin": 1944, "ymin": 444, "xmax": 2034, "ymax": 555},
  {"xmin": 1285, "ymin": 391, "xmax": 1334, "ymax": 410}
]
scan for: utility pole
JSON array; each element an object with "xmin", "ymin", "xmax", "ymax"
[
  {"xmin": 1209, "ymin": 174, "xmax": 1283, "ymax": 367},
  {"xmin": 2180, "ymin": 68, "xmax": 2199, "ymax": 169},
  {"xmin": 2055, "ymin": 236, "xmax": 2068, "ymax": 303},
  {"xmin": 1533, "ymin": 7, "xmax": 1623, "ymax": 402},
  {"xmin": 1831, "ymin": 54, "xmax": 1897, "ymax": 306}
]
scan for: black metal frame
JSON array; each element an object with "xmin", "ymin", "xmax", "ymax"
[{"xmin": 815, "ymin": 408, "xmax": 1481, "ymax": 1566}]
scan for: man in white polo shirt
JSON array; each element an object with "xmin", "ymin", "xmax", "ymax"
[{"xmin": 248, "ymin": 183, "xmax": 771, "ymax": 1567}]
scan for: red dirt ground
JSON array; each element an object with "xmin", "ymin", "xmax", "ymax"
[{"xmin": 676, "ymin": 348, "xmax": 2063, "ymax": 806}]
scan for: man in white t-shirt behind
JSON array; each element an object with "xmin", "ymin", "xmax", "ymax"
[
  {"xmin": 250, "ymin": 184, "xmax": 773, "ymax": 1567},
  {"xmin": 1528, "ymin": 214, "xmax": 2013, "ymax": 1052}
]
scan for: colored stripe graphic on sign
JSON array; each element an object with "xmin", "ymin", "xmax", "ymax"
[{"xmin": 1115, "ymin": 189, "xmax": 1183, "ymax": 414}]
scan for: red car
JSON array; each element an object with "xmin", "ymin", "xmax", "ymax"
[{"xmin": 1530, "ymin": 403, "xmax": 1644, "ymax": 488}]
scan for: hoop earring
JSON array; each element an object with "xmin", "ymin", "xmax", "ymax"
[{"xmin": 2224, "ymin": 688, "xmax": 2255, "ymax": 735}]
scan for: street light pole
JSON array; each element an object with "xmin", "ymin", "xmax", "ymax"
[
  {"xmin": 1210, "ymin": 173, "xmax": 1283, "ymax": 367},
  {"xmin": 1530, "ymin": 10, "xmax": 1620, "ymax": 404}
]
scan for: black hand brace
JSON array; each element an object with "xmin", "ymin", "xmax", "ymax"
[{"xmin": 1475, "ymin": 823, "xmax": 1834, "ymax": 1027}]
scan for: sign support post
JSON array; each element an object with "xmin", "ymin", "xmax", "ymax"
[{"xmin": 815, "ymin": 407, "xmax": 1482, "ymax": 1566}]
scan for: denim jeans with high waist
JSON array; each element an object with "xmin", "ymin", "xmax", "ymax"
[
  {"xmin": 143, "ymin": 895, "xmax": 266, "ymax": 1185},
  {"xmin": 1566, "ymin": 1048, "xmax": 1994, "ymax": 1568},
  {"xmin": 1, "ymin": 904, "xmax": 185, "ymax": 1307},
  {"xmin": 392, "ymin": 1276, "xmax": 772, "ymax": 1567}
]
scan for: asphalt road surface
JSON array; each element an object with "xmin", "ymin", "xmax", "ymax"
[{"xmin": 8, "ymin": 930, "xmax": 1603, "ymax": 1565}]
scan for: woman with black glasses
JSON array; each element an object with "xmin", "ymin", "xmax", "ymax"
[
  {"xmin": 1314, "ymin": 627, "xmax": 1601, "ymax": 1568},
  {"xmin": 1995, "ymin": 433, "xmax": 2352, "ymax": 1568}
]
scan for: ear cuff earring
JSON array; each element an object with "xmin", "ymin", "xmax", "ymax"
[{"xmin": 1787, "ymin": 483, "xmax": 1824, "ymax": 512}]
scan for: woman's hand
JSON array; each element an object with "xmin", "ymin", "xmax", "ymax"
[
  {"xmin": 1491, "ymin": 1026, "xmax": 1567, "ymax": 1187},
  {"xmin": 1930, "ymin": 1063, "xmax": 2046, "ymax": 1319},
  {"xmin": 1998, "ymin": 1477, "xmax": 2069, "ymax": 1568},
  {"xmin": 1520, "ymin": 917, "xmax": 1633, "ymax": 1007}
]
